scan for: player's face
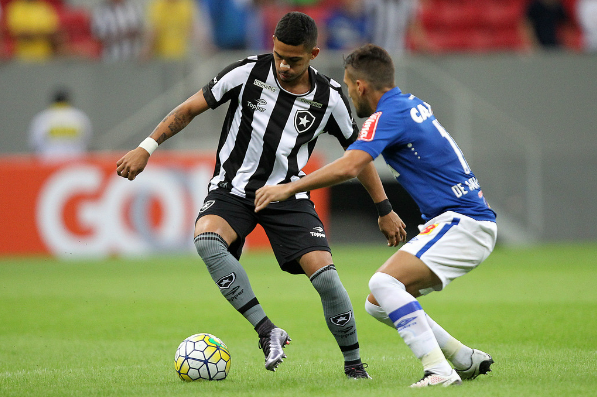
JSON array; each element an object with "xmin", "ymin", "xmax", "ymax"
[
  {"xmin": 343, "ymin": 68, "xmax": 374, "ymax": 118},
  {"xmin": 272, "ymin": 37, "xmax": 319, "ymax": 84}
]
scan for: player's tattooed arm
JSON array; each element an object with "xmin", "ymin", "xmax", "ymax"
[
  {"xmin": 152, "ymin": 107, "xmax": 191, "ymax": 144},
  {"xmin": 116, "ymin": 90, "xmax": 209, "ymax": 181},
  {"xmin": 150, "ymin": 89, "xmax": 210, "ymax": 145}
]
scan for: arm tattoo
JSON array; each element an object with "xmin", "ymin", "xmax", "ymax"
[
  {"xmin": 156, "ymin": 108, "xmax": 189, "ymax": 144},
  {"xmin": 156, "ymin": 133, "xmax": 168, "ymax": 145},
  {"xmin": 168, "ymin": 109, "xmax": 188, "ymax": 134}
]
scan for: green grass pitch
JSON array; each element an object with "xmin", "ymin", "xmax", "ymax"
[{"xmin": 1, "ymin": 243, "xmax": 596, "ymax": 396}]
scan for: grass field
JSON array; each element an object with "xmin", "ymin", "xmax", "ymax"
[{"xmin": 1, "ymin": 243, "xmax": 596, "ymax": 396}]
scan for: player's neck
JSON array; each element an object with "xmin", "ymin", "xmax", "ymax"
[
  {"xmin": 370, "ymin": 87, "xmax": 393, "ymax": 111},
  {"xmin": 279, "ymin": 71, "xmax": 311, "ymax": 95}
]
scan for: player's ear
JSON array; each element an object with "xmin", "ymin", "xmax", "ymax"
[
  {"xmin": 310, "ymin": 47, "xmax": 320, "ymax": 60},
  {"xmin": 356, "ymin": 79, "xmax": 367, "ymax": 96}
]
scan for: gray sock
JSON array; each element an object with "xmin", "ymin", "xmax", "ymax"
[
  {"xmin": 310, "ymin": 264, "xmax": 360, "ymax": 363},
  {"xmin": 194, "ymin": 232, "xmax": 266, "ymax": 328}
]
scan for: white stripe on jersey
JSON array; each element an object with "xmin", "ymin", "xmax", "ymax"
[{"xmin": 203, "ymin": 53, "xmax": 357, "ymax": 199}]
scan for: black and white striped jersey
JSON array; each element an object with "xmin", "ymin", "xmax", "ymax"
[{"xmin": 202, "ymin": 53, "xmax": 359, "ymax": 199}]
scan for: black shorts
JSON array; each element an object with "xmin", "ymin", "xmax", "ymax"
[{"xmin": 196, "ymin": 189, "xmax": 331, "ymax": 274}]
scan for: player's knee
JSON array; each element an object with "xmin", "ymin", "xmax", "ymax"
[
  {"xmin": 310, "ymin": 265, "xmax": 345, "ymax": 297},
  {"xmin": 364, "ymin": 297, "xmax": 395, "ymax": 327},
  {"xmin": 194, "ymin": 232, "xmax": 228, "ymax": 261},
  {"xmin": 368, "ymin": 272, "xmax": 406, "ymax": 297},
  {"xmin": 364, "ymin": 297, "xmax": 384, "ymax": 318}
]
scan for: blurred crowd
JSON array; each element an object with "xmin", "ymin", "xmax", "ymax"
[{"xmin": 0, "ymin": 0, "xmax": 596, "ymax": 62}]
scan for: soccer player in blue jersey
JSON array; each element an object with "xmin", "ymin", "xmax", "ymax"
[{"xmin": 255, "ymin": 44, "xmax": 498, "ymax": 387}]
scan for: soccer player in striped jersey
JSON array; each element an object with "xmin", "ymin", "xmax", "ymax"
[
  {"xmin": 255, "ymin": 44, "xmax": 497, "ymax": 387},
  {"xmin": 116, "ymin": 12, "xmax": 406, "ymax": 378}
]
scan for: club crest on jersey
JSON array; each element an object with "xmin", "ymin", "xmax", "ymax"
[
  {"xmin": 199, "ymin": 200, "xmax": 215, "ymax": 213},
  {"xmin": 330, "ymin": 311, "xmax": 352, "ymax": 326},
  {"xmin": 294, "ymin": 110, "xmax": 315, "ymax": 133},
  {"xmin": 359, "ymin": 112, "xmax": 382, "ymax": 141},
  {"xmin": 216, "ymin": 273, "xmax": 236, "ymax": 289}
]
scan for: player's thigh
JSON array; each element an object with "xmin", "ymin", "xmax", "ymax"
[
  {"xmin": 376, "ymin": 250, "xmax": 441, "ymax": 297},
  {"xmin": 194, "ymin": 215, "xmax": 238, "ymax": 245},
  {"xmin": 399, "ymin": 211, "xmax": 497, "ymax": 293},
  {"xmin": 194, "ymin": 190, "xmax": 257, "ymax": 247},
  {"xmin": 259, "ymin": 199, "xmax": 331, "ymax": 275}
]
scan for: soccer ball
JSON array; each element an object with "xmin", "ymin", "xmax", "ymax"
[{"xmin": 174, "ymin": 333, "xmax": 231, "ymax": 381}]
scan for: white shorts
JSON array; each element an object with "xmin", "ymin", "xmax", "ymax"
[{"xmin": 400, "ymin": 211, "xmax": 497, "ymax": 294}]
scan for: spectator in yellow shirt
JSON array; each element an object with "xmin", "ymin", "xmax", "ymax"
[
  {"xmin": 6, "ymin": 0, "xmax": 60, "ymax": 61},
  {"xmin": 143, "ymin": 0, "xmax": 200, "ymax": 60}
]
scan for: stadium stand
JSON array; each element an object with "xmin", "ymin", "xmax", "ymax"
[
  {"xmin": 58, "ymin": 7, "xmax": 101, "ymax": 59},
  {"xmin": 416, "ymin": 0, "xmax": 582, "ymax": 52},
  {"xmin": 0, "ymin": 0, "xmax": 584, "ymax": 60},
  {"xmin": 0, "ymin": 0, "xmax": 100, "ymax": 60}
]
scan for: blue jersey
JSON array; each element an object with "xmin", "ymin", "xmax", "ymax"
[{"xmin": 348, "ymin": 87, "xmax": 496, "ymax": 222}]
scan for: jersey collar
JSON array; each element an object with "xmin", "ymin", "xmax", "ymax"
[{"xmin": 377, "ymin": 87, "xmax": 402, "ymax": 110}]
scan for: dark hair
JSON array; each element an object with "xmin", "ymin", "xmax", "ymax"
[
  {"xmin": 52, "ymin": 88, "xmax": 70, "ymax": 103},
  {"xmin": 344, "ymin": 44, "xmax": 395, "ymax": 90},
  {"xmin": 274, "ymin": 12, "xmax": 318, "ymax": 50}
]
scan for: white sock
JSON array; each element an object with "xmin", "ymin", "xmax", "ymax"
[
  {"xmin": 425, "ymin": 314, "xmax": 473, "ymax": 370},
  {"xmin": 368, "ymin": 272, "xmax": 452, "ymax": 376},
  {"xmin": 364, "ymin": 299, "xmax": 395, "ymax": 327}
]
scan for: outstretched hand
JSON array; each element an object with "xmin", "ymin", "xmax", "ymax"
[
  {"xmin": 116, "ymin": 147, "xmax": 150, "ymax": 181},
  {"xmin": 379, "ymin": 211, "xmax": 407, "ymax": 247},
  {"xmin": 254, "ymin": 184, "xmax": 294, "ymax": 212}
]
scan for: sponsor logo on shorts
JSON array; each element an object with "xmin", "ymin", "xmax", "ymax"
[
  {"xmin": 420, "ymin": 224, "xmax": 438, "ymax": 235},
  {"xmin": 199, "ymin": 200, "xmax": 215, "ymax": 213},
  {"xmin": 330, "ymin": 311, "xmax": 352, "ymax": 326},
  {"xmin": 395, "ymin": 316, "xmax": 417, "ymax": 330},
  {"xmin": 310, "ymin": 226, "xmax": 326, "ymax": 238},
  {"xmin": 216, "ymin": 273, "xmax": 236, "ymax": 289}
]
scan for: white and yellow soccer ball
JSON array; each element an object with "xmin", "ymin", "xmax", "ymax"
[{"xmin": 174, "ymin": 333, "xmax": 231, "ymax": 381}]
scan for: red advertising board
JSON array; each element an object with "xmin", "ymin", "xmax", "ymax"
[{"xmin": 0, "ymin": 152, "xmax": 328, "ymax": 257}]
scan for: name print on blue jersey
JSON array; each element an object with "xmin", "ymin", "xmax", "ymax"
[{"xmin": 410, "ymin": 101, "xmax": 433, "ymax": 123}]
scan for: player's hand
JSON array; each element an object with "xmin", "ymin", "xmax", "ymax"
[
  {"xmin": 254, "ymin": 184, "xmax": 293, "ymax": 212},
  {"xmin": 116, "ymin": 147, "xmax": 150, "ymax": 181},
  {"xmin": 378, "ymin": 211, "xmax": 407, "ymax": 247}
]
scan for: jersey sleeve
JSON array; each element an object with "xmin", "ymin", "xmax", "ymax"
[
  {"xmin": 347, "ymin": 111, "xmax": 401, "ymax": 159},
  {"xmin": 201, "ymin": 57, "xmax": 255, "ymax": 109},
  {"xmin": 324, "ymin": 83, "xmax": 359, "ymax": 147}
]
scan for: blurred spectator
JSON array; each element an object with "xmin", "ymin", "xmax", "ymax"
[
  {"xmin": 284, "ymin": 0, "xmax": 320, "ymax": 5},
  {"xmin": 522, "ymin": 0, "xmax": 570, "ymax": 49},
  {"xmin": 364, "ymin": 0, "xmax": 427, "ymax": 55},
  {"xmin": 5, "ymin": 0, "xmax": 61, "ymax": 62},
  {"xmin": 91, "ymin": 0, "xmax": 144, "ymax": 61},
  {"xmin": 201, "ymin": 0, "xmax": 252, "ymax": 50},
  {"xmin": 29, "ymin": 88, "xmax": 93, "ymax": 161},
  {"xmin": 323, "ymin": 0, "xmax": 370, "ymax": 50},
  {"xmin": 143, "ymin": 0, "xmax": 202, "ymax": 60},
  {"xmin": 577, "ymin": 0, "xmax": 597, "ymax": 51}
]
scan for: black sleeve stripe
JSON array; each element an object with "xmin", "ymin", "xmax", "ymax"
[{"xmin": 203, "ymin": 57, "xmax": 257, "ymax": 109}]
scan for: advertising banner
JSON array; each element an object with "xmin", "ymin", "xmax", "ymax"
[{"xmin": 0, "ymin": 152, "xmax": 328, "ymax": 257}]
